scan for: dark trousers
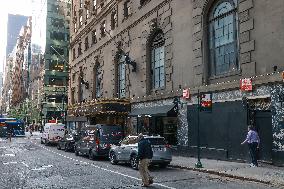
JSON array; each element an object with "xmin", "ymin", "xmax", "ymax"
[{"xmin": 248, "ymin": 142, "xmax": 258, "ymax": 166}]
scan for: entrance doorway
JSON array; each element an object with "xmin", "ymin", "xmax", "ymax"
[{"xmin": 254, "ymin": 111, "xmax": 273, "ymax": 163}]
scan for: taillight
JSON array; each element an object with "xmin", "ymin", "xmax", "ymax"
[
  {"xmin": 165, "ymin": 144, "xmax": 171, "ymax": 148},
  {"xmin": 96, "ymin": 139, "xmax": 100, "ymax": 145}
]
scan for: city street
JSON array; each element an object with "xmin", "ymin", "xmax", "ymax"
[{"xmin": 0, "ymin": 135, "xmax": 278, "ymax": 189}]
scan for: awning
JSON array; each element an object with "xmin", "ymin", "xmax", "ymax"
[{"xmin": 129, "ymin": 104, "xmax": 177, "ymax": 117}]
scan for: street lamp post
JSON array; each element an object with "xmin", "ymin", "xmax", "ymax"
[{"xmin": 195, "ymin": 89, "xmax": 203, "ymax": 168}]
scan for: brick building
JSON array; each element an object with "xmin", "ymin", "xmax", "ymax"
[{"xmin": 68, "ymin": 0, "xmax": 284, "ymax": 165}]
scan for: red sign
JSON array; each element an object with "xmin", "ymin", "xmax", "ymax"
[
  {"xmin": 240, "ymin": 78, "xmax": 252, "ymax": 91},
  {"xmin": 200, "ymin": 93, "xmax": 212, "ymax": 112},
  {"xmin": 182, "ymin": 89, "xmax": 190, "ymax": 99},
  {"xmin": 49, "ymin": 120, "xmax": 56, "ymax": 123}
]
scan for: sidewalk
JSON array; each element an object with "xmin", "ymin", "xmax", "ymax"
[{"xmin": 170, "ymin": 155, "xmax": 284, "ymax": 187}]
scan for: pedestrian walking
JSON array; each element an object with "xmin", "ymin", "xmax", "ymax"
[
  {"xmin": 29, "ymin": 124, "xmax": 34, "ymax": 136},
  {"xmin": 241, "ymin": 125, "xmax": 260, "ymax": 167},
  {"xmin": 137, "ymin": 133, "xmax": 153, "ymax": 187},
  {"xmin": 6, "ymin": 124, "xmax": 12, "ymax": 142}
]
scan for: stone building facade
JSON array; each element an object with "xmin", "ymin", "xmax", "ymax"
[{"xmin": 69, "ymin": 0, "xmax": 284, "ymax": 165}]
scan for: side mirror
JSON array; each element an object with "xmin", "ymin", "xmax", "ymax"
[{"xmin": 117, "ymin": 141, "xmax": 122, "ymax": 146}]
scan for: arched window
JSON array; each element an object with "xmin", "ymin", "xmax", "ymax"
[
  {"xmin": 208, "ymin": 0, "xmax": 238, "ymax": 76},
  {"xmin": 151, "ymin": 32, "xmax": 165, "ymax": 89},
  {"xmin": 118, "ymin": 55, "xmax": 126, "ymax": 98}
]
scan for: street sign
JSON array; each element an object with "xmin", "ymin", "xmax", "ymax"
[
  {"xmin": 240, "ymin": 78, "xmax": 252, "ymax": 91},
  {"xmin": 199, "ymin": 92, "xmax": 212, "ymax": 112},
  {"xmin": 182, "ymin": 89, "xmax": 190, "ymax": 99}
]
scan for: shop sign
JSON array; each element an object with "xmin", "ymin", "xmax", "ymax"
[
  {"xmin": 182, "ymin": 89, "xmax": 190, "ymax": 99},
  {"xmin": 199, "ymin": 92, "xmax": 212, "ymax": 112},
  {"xmin": 240, "ymin": 78, "xmax": 252, "ymax": 91}
]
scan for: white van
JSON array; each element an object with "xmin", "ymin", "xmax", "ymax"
[{"xmin": 41, "ymin": 123, "xmax": 65, "ymax": 145}]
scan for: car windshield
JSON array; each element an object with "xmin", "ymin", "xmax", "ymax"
[
  {"xmin": 147, "ymin": 138, "xmax": 166, "ymax": 145},
  {"xmin": 99, "ymin": 126, "xmax": 123, "ymax": 141}
]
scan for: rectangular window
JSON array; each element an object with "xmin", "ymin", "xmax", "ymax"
[
  {"xmin": 78, "ymin": 43, "xmax": 82, "ymax": 56},
  {"xmin": 95, "ymin": 66, "xmax": 101, "ymax": 98},
  {"xmin": 72, "ymin": 48, "xmax": 76, "ymax": 60},
  {"xmin": 100, "ymin": 20, "xmax": 106, "ymax": 37},
  {"xmin": 111, "ymin": 11, "xmax": 117, "ymax": 30},
  {"xmin": 74, "ymin": 22, "xmax": 77, "ymax": 32},
  {"xmin": 85, "ymin": 37, "xmax": 89, "ymax": 50},
  {"xmin": 79, "ymin": 14, "xmax": 83, "ymax": 27},
  {"xmin": 140, "ymin": 0, "xmax": 149, "ymax": 6},
  {"xmin": 152, "ymin": 46, "xmax": 165, "ymax": 89},
  {"xmin": 86, "ymin": 9, "xmax": 89, "ymax": 19},
  {"xmin": 92, "ymin": 30, "xmax": 97, "ymax": 44},
  {"xmin": 124, "ymin": 0, "xmax": 131, "ymax": 18},
  {"xmin": 93, "ymin": 0, "xmax": 97, "ymax": 12},
  {"xmin": 50, "ymin": 46, "xmax": 64, "ymax": 56},
  {"xmin": 118, "ymin": 56, "xmax": 126, "ymax": 98},
  {"xmin": 51, "ymin": 18, "xmax": 65, "ymax": 28},
  {"xmin": 80, "ymin": 0, "xmax": 83, "ymax": 8},
  {"xmin": 71, "ymin": 90, "xmax": 75, "ymax": 104},
  {"xmin": 100, "ymin": 0, "xmax": 105, "ymax": 8},
  {"xmin": 50, "ymin": 31, "xmax": 65, "ymax": 41},
  {"xmin": 72, "ymin": 73, "xmax": 75, "ymax": 82},
  {"xmin": 50, "ymin": 59, "xmax": 64, "ymax": 72},
  {"xmin": 49, "ymin": 77, "xmax": 64, "ymax": 86}
]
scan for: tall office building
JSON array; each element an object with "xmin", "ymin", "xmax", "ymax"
[
  {"xmin": 6, "ymin": 14, "xmax": 29, "ymax": 57},
  {"xmin": 41, "ymin": 0, "xmax": 70, "ymax": 124}
]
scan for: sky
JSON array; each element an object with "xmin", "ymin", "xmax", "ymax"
[{"xmin": 0, "ymin": 0, "xmax": 34, "ymax": 72}]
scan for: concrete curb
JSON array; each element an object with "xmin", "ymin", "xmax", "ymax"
[{"xmin": 169, "ymin": 164, "xmax": 272, "ymax": 185}]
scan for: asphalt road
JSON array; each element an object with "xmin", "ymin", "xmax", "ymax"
[{"xmin": 0, "ymin": 136, "xmax": 278, "ymax": 189}]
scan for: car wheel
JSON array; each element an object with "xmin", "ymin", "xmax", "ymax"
[
  {"xmin": 89, "ymin": 149, "xmax": 95, "ymax": 160},
  {"xmin": 159, "ymin": 163, "xmax": 169, "ymax": 168},
  {"xmin": 109, "ymin": 151, "xmax": 118, "ymax": 165},
  {"xmin": 64, "ymin": 144, "xmax": 69, "ymax": 152},
  {"xmin": 57, "ymin": 144, "xmax": 61, "ymax": 150},
  {"xmin": 130, "ymin": 155, "xmax": 138, "ymax": 170},
  {"xmin": 74, "ymin": 147, "xmax": 79, "ymax": 156}
]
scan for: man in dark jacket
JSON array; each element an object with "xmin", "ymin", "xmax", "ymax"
[{"xmin": 137, "ymin": 133, "xmax": 153, "ymax": 187}]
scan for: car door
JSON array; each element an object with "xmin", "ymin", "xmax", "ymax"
[
  {"xmin": 116, "ymin": 137, "xmax": 129, "ymax": 161},
  {"xmin": 124, "ymin": 137, "xmax": 138, "ymax": 160},
  {"xmin": 76, "ymin": 131, "xmax": 87, "ymax": 154}
]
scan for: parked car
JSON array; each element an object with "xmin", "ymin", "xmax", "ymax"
[
  {"xmin": 41, "ymin": 123, "xmax": 65, "ymax": 145},
  {"xmin": 109, "ymin": 135, "xmax": 172, "ymax": 169},
  {"xmin": 74, "ymin": 124, "xmax": 123, "ymax": 159},
  {"xmin": 57, "ymin": 131, "xmax": 80, "ymax": 152}
]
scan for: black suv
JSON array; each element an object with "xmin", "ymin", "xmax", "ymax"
[{"xmin": 74, "ymin": 124, "xmax": 123, "ymax": 159}]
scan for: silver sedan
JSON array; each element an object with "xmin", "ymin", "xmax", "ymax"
[{"xmin": 109, "ymin": 135, "xmax": 172, "ymax": 169}]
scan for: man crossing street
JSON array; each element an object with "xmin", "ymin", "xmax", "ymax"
[{"xmin": 137, "ymin": 133, "xmax": 154, "ymax": 187}]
